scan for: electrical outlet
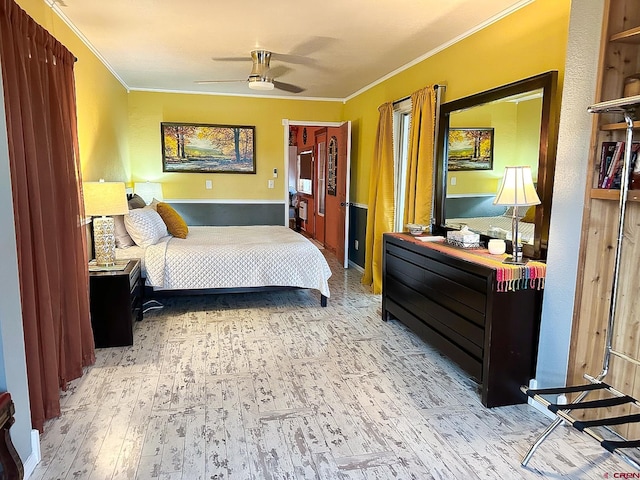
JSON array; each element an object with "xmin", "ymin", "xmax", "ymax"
[
  {"xmin": 273, "ymin": 168, "xmax": 278, "ymax": 178},
  {"xmin": 205, "ymin": 180, "xmax": 212, "ymax": 189},
  {"xmin": 450, "ymin": 176, "xmax": 457, "ymax": 186},
  {"xmin": 354, "ymin": 240, "xmax": 359, "ymax": 250},
  {"xmin": 268, "ymin": 180, "xmax": 274, "ymax": 189}
]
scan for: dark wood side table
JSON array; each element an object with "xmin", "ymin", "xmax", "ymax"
[{"xmin": 89, "ymin": 259, "xmax": 142, "ymax": 347}]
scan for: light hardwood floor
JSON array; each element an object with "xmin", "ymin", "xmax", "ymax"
[{"xmin": 31, "ymin": 252, "xmax": 634, "ymax": 479}]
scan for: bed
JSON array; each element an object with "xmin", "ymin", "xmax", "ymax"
[
  {"xmin": 115, "ymin": 224, "xmax": 332, "ymax": 306},
  {"xmin": 445, "ymin": 215, "xmax": 535, "ymax": 244},
  {"xmin": 444, "ymin": 195, "xmax": 537, "ymax": 245}
]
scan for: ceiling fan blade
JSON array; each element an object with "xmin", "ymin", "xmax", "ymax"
[
  {"xmin": 273, "ymin": 80, "xmax": 305, "ymax": 94},
  {"xmin": 270, "ymin": 52, "xmax": 316, "ymax": 66},
  {"xmin": 288, "ymin": 36, "xmax": 338, "ymax": 57},
  {"xmin": 194, "ymin": 79, "xmax": 245, "ymax": 84},
  {"xmin": 211, "ymin": 56, "xmax": 250, "ymax": 62},
  {"xmin": 267, "ymin": 65, "xmax": 292, "ymax": 78}
]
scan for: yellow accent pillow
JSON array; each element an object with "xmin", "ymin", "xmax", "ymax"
[
  {"xmin": 522, "ymin": 205, "xmax": 536, "ymax": 223},
  {"xmin": 156, "ymin": 202, "xmax": 189, "ymax": 238}
]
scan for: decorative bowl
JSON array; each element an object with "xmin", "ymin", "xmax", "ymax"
[{"xmin": 406, "ymin": 224, "xmax": 427, "ymax": 236}]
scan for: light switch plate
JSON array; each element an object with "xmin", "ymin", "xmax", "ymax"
[{"xmin": 268, "ymin": 180, "xmax": 274, "ymax": 189}]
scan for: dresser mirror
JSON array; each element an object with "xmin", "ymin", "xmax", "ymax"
[{"xmin": 434, "ymin": 71, "xmax": 559, "ymax": 260}]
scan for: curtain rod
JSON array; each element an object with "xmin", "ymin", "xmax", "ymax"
[{"xmin": 393, "ymin": 84, "xmax": 445, "ymax": 105}]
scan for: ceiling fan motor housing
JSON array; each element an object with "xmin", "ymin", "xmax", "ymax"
[{"xmin": 249, "ymin": 50, "xmax": 272, "ymax": 80}]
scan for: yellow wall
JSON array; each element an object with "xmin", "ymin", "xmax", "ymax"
[
  {"xmin": 343, "ymin": 0, "xmax": 570, "ymax": 205},
  {"xmin": 128, "ymin": 92, "xmax": 342, "ymax": 200},
  {"xmin": 16, "ymin": 0, "xmax": 570, "ymax": 202},
  {"xmin": 15, "ymin": 0, "xmax": 130, "ymax": 182}
]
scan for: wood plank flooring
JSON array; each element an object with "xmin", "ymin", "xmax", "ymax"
[{"xmin": 31, "ymin": 252, "xmax": 635, "ymax": 479}]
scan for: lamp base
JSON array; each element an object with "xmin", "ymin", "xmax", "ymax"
[
  {"xmin": 93, "ymin": 216, "xmax": 116, "ymax": 267},
  {"xmin": 502, "ymin": 256, "xmax": 529, "ymax": 265}
]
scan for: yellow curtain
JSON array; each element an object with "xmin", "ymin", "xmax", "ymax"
[
  {"xmin": 362, "ymin": 102, "xmax": 394, "ymax": 294},
  {"xmin": 404, "ymin": 86, "xmax": 437, "ymax": 226}
]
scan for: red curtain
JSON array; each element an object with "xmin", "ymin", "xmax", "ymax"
[{"xmin": 0, "ymin": 0, "xmax": 95, "ymax": 431}]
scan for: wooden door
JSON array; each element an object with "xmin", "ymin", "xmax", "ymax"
[{"xmin": 324, "ymin": 122, "xmax": 351, "ymax": 265}]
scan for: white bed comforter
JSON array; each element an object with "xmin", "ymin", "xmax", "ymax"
[
  {"xmin": 144, "ymin": 225, "xmax": 332, "ymax": 297},
  {"xmin": 446, "ymin": 216, "xmax": 535, "ymax": 244}
]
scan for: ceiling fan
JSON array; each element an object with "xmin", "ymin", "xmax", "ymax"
[{"xmin": 196, "ymin": 50, "xmax": 305, "ymax": 94}]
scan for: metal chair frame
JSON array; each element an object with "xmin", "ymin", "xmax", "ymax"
[{"xmin": 521, "ymin": 95, "xmax": 640, "ymax": 470}]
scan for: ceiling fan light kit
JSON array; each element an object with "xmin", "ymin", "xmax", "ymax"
[{"xmin": 248, "ymin": 77, "xmax": 275, "ymax": 90}]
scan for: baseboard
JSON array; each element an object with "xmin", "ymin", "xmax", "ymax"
[
  {"xmin": 348, "ymin": 260, "xmax": 364, "ymax": 273},
  {"xmin": 23, "ymin": 429, "xmax": 41, "ymax": 479}
]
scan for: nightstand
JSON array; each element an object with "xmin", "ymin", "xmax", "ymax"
[{"xmin": 89, "ymin": 259, "xmax": 142, "ymax": 347}]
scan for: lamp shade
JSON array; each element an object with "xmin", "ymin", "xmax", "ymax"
[
  {"xmin": 83, "ymin": 182, "xmax": 129, "ymax": 216},
  {"xmin": 134, "ymin": 182, "xmax": 164, "ymax": 204},
  {"xmin": 493, "ymin": 166, "xmax": 541, "ymax": 206}
]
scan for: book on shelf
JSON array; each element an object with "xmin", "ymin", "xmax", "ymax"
[
  {"xmin": 598, "ymin": 141, "xmax": 640, "ymax": 189},
  {"xmin": 598, "ymin": 141, "xmax": 617, "ymax": 187}
]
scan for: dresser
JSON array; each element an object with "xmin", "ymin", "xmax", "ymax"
[{"xmin": 382, "ymin": 233, "xmax": 544, "ymax": 407}]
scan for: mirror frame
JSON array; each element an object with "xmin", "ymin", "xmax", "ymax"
[{"xmin": 433, "ymin": 71, "xmax": 559, "ymax": 260}]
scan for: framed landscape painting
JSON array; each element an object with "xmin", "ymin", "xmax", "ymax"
[
  {"xmin": 161, "ymin": 122, "xmax": 256, "ymax": 173},
  {"xmin": 447, "ymin": 127, "xmax": 494, "ymax": 171}
]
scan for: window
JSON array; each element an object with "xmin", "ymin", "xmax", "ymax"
[{"xmin": 393, "ymin": 99, "xmax": 412, "ymax": 232}]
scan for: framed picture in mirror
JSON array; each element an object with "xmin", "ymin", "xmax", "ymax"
[{"xmin": 447, "ymin": 128, "xmax": 494, "ymax": 171}]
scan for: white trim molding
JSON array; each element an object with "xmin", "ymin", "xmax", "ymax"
[
  {"xmin": 23, "ymin": 429, "xmax": 40, "ymax": 479},
  {"xmin": 348, "ymin": 261, "xmax": 364, "ymax": 273},
  {"xmin": 164, "ymin": 198, "xmax": 285, "ymax": 204}
]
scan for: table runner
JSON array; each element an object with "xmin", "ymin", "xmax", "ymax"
[{"xmin": 417, "ymin": 240, "xmax": 546, "ymax": 292}]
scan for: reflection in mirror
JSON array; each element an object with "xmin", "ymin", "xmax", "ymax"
[
  {"xmin": 298, "ymin": 150, "xmax": 313, "ymax": 195},
  {"xmin": 317, "ymin": 142, "xmax": 326, "ymax": 215},
  {"xmin": 445, "ymin": 89, "xmax": 543, "ymax": 247},
  {"xmin": 434, "ymin": 71, "xmax": 558, "ymax": 260}
]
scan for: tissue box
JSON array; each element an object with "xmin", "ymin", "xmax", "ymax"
[{"xmin": 446, "ymin": 228, "xmax": 480, "ymax": 248}]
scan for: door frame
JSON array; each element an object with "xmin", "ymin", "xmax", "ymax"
[{"xmin": 282, "ymin": 119, "xmax": 351, "ymax": 268}]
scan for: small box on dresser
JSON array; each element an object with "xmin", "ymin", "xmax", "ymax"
[{"xmin": 89, "ymin": 259, "xmax": 142, "ymax": 347}]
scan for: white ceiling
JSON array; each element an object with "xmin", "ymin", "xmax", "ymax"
[{"xmin": 51, "ymin": 0, "xmax": 530, "ymax": 100}]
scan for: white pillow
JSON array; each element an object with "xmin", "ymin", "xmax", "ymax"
[
  {"xmin": 124, "ymin": 207, "xmax": 168, "ymax": 247},
  {"xmin": 114, "ymin": 214, "xmax": 135, "ymax": 248}
]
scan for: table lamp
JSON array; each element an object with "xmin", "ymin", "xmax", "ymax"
[
  {"xmin": 134, "ymin": 181, "xmax": 163, "ymax": 205},
  {"xmin": 83, "ymin": 181, "xmax": 129, "ymax": 266},
  {"xmin": 493, "ymin": 166, "xmax": 540, "ymax": 264}
]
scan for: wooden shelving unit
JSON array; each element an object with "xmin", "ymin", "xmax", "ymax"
[
  {"xmin": 590, "ymin": 188, "xmax": 640, "ymax": 201},
  {"xmin": 569, "ymin": 0, "xmax": 640, "ymax": 439},
  {"xmin": 599, "ymin": 120, "xmax": 640, "ymax": 131},
  {"xmin": 610, "ymin": 25, "xmax": 640, "ymax": 43}
]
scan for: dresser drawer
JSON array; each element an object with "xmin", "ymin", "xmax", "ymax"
[
  {"xmin": 386, "ymin": 249, "xmax": 486, "ymax": 327},
  {"xmin": 386, "ymin": 277, "xmax": 484, "ymax": 358}
]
